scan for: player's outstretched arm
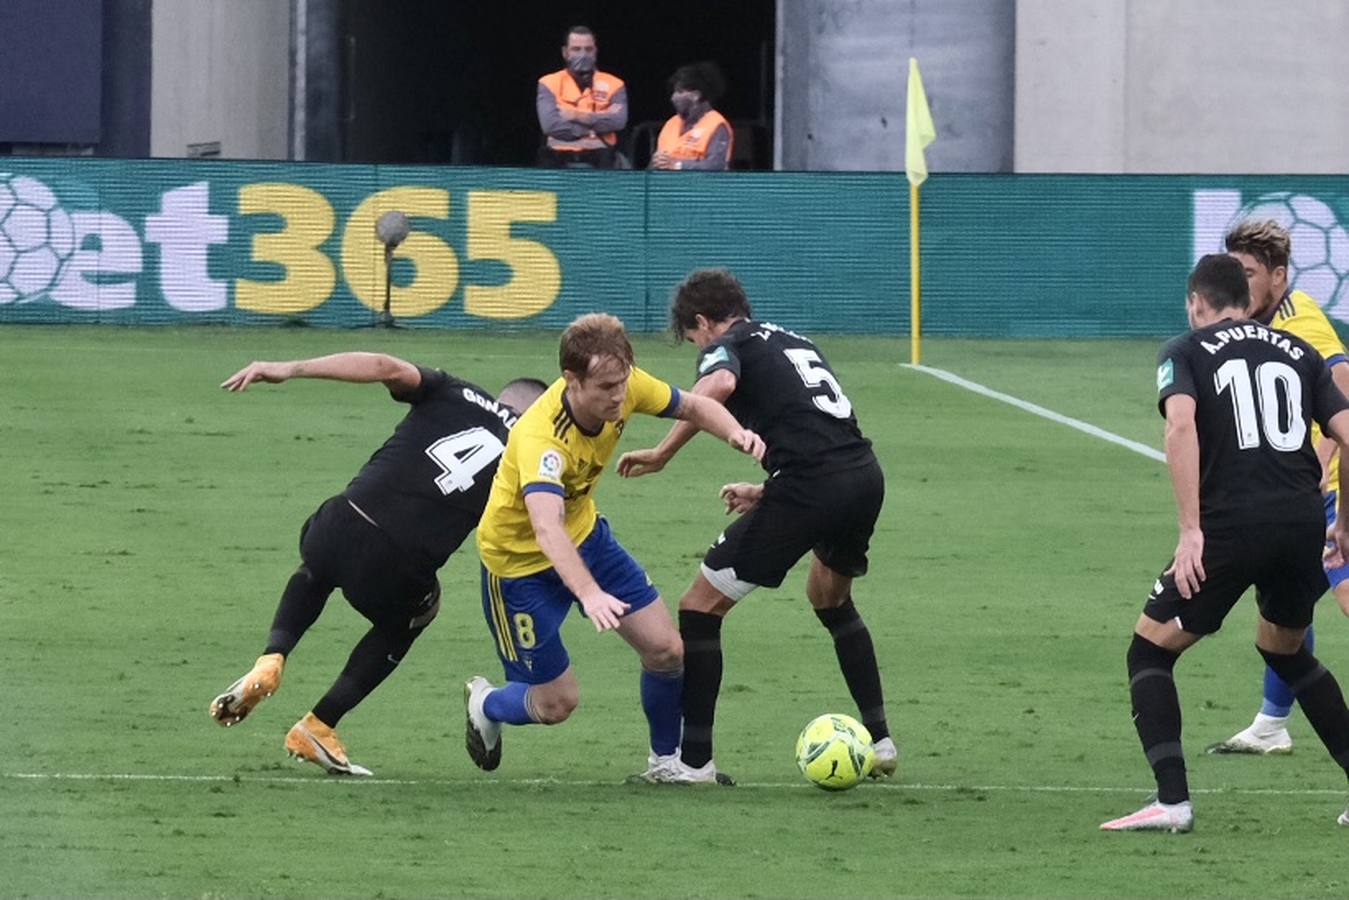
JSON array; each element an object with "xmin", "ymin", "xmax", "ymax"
[
  {"xmin": 1161, "ymin": 394, "xmax": 1204, "ymax": 599},
  {"xmin": 523, "ymin": 491, "xmax": 630, "ymax": 632},
  {"xmin": 675, "ymin": 390, "xmax": 765, "ymax": 462},
  {"xmin": 617, "ymin": 370, "xmax": 759, "ymax": 476},
  {"xmin": 220, "ymin": 352, "xmax": 421, "ymax": 393}
]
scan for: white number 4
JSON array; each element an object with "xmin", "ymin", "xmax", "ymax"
[
  {"xmin": 783, "ymin": 348, "xmax": 852, "ymax": 419},
  {"xmin": 426, "ymin": 427, "xmax": 505, "ymax": 494}
]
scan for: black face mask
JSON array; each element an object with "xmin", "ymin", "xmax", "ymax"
[{"xmin": 567, "ymin": 52, "xmax": 596, "ymax": 76}]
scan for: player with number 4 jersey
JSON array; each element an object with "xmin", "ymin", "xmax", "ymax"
[
  {"xmin": 208, "ymin": 352, "xmax": 546, "ymax": 776},
  {"xmin": 617, "ymin": 268, "xmax": 895, "ymax": 784}
]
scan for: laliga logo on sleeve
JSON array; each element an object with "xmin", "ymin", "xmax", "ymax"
[
  {"xmin": 539, "ymin": 449, "xmax": 564, "ymax": 479},
  {"xmin": 1157, "ymin": 358, "xmax": 1174, "ymax": 391}
]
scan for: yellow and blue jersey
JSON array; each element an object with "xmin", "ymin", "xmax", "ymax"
[
  {"xmin": 476, "ymin": 366, "xmax": 680, "ymax": 578},
  {"xmin": 1264, "ymin": 289, "xmax": 1349, "ymax": 491}
]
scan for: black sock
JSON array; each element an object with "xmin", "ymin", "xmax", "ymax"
[
  {"xmin": 311, "ymin": 625, "xmax": 422, "ymax": 727},
  {"xmin": 263, "ymin": 566, "xmax": 332, "ymax": 657},
  {"xmin": 679, "ymin": 610, "xmax": 724, "ymax": 769},
  {"xmin": 815, "ymin": 599, "xmax": 889, "ymax": 742},
  {"xmin": 1127, "ymin": 634, "xmax": 1188, "ymax": 804},
  {"xmin": 1258, "ymin": 644, "xmax": 1349, "ymax": 777}
]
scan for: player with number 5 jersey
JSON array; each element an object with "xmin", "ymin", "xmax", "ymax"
[
  {"xmin": 617, "ymin": 268, "xmax": 896, "ymax": 784},
  {"xmin": 208, "ymin": 352, "xmax": 547, "ymax": 776}
]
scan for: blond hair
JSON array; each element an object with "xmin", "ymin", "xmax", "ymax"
[
  {"xmin": 559, "ymin": 313, "xmax": 634, "ymax": 377},
  {"xmin": 1225, "ymin": 219, "xmax": 1291, "ymax": 272}
]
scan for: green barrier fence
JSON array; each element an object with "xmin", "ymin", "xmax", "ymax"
[{"xmin": 1, "ymin": 158, "xmax": 1347, "ymax": 336}]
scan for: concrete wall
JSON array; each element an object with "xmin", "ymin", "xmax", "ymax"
[
  {"xmin": 1016, "ymin": 0, "xmax": 1349, "ymax": 173},
  {"xmin": 150, "ymin": 0, "xmax": 291, "ymax": 159},
  {"xmin": 777, "ymin": 0, "xmax": 1014, "ymax": 172}
]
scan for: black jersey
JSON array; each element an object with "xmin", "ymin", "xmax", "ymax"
[
  {"xmin": 696, "ymin": 320, "xmax": 872, "ymax": 474},
  {"xmin": 342, "ymin": 367, "xmax": 516, "ymax": 569},
  {"xmin": 1157, "ymin": 319, "xmax": 1349, "ymax": 527}
]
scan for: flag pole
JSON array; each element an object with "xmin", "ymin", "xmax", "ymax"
[
  {"xmin": 905, "ymin": 57, "xmax": 935, "ymax": 367},
  {"xmin": 910, "ymin": 182, "xmax": 921, "ymax": 365}
]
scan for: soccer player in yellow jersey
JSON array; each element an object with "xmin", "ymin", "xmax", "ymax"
[
  {"xmin": 1208, "ymin": 219, "xmax": 1349, "ymax": 758},
  {"xmin": 464, "ymin": 313, "xmax": 764, "ymax": 780}
]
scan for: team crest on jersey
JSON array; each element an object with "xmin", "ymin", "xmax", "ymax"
[
  {"xmin": 699, "ymin": 346, "xmax": 730, "ymax": 374},
  {"xmin": 539, "ymin": 449, "xmax": 564, "ymax": 479},
  {"xmin": 1157, "ymin": 359, "xmax": 1174, "ymax": 391}
]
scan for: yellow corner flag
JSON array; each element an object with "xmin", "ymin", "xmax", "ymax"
[
  {"xmin": 906, "ymin": 57, "xmax": 935, "ymax": 365},
  {"xmin": 906, "ymin": 58, "xmax": 936, "ymax": 186}
]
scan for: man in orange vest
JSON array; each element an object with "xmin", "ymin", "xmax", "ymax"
[
  {"xmin": 651, "ymin": 62, "xmax": 733, "ymax": 171},
  {"xmin": 536, "ymin": 25, "xmax": 627, "ymax": 168}
]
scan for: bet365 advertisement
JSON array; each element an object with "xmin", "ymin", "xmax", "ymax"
[{"xmin": 1, "ymin": 158, "xmax": 1347, "ymax": 336}]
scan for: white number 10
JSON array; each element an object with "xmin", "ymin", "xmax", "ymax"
[{"xmin": 1214, "ymin": 359, "xmax": 1306, "ymax": 452}]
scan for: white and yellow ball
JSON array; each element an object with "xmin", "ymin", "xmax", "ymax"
[{"xmin": 795, "ymin": 713, "xmax": 874, "ymax": 790}]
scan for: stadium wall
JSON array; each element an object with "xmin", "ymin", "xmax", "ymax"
[
  {"xmin": 2, "ymin": 158, "xmax": 1348, "ymax": 337},
  {"xmin": 1015, "ymin": 0, "xmax": 1349, "ymax": 174}
]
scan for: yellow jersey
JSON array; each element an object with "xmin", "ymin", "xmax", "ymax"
[
  {"xmin": 476, "ymin": 367, "xmax": 680, "ymax": 577},
  {"xmin": 1266, "ymin": 289, "xmax": 1349, "ymax": 490}
]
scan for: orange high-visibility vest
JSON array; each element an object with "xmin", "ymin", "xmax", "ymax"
[
  {"xmin": 656, "ymin": 109, "xmax": 733, "ymax": 164},
  {"xmin": 539, "ymin": 69, "xmax": 625, "ymax": 150}
]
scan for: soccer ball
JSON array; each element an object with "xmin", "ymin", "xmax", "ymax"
[
  {"xmin": 0, "ymin": 173, "xmax": 76, "ymax": 305},
  {"xmin": 1223, "ymin": 191, "xmax": 1349, "ymax": 316},
  {"xmin": 795, "ymin": 713, "xmax": 875, "ymax": 791}
]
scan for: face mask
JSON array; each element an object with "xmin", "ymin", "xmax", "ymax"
[
  {"xmin": 567, "ymin": 52, "xmax": 596, "ymax": 75},
  {"xmin": 673, "ymin": 92, "xmax": 698, "ymax": 117}
]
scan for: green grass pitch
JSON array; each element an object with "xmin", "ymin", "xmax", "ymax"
[{"xmin": 0, "ymin": 326, "xmax": 1345, "ymax": 899}]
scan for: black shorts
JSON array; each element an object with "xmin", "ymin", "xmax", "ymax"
[
  {"xmin": 298, "ymin": 496, "xmax": 448, "ymax": 632},
  {"xmin": 1142, "ymin": 519, "xmax": 1328, "ymax": 635},
  {"xmin": 701, "ymin": 459, "xmax": 885, "ymax": 601}
]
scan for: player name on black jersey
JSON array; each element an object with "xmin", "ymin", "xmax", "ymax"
[{"xmin": 1198, "ymin": 322, "xmax": 1306, "ymax": 359}]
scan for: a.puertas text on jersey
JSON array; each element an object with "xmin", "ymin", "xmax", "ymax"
[{"xmin": 1200, "ymin": 323, "xmax": 1305, "ymax": 360}]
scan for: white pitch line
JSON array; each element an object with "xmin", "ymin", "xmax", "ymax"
[
  {"xmin": 3, "ymin": 771, "xmax": 1342, "ymax": 796},
  {"xmin": 904, "ymin": 364, "xmax": 1166, "ymax": 463}
]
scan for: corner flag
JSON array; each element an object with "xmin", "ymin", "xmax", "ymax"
[
  {"xmin": 906, "ymin": 58, "xmax": 936, "ymax": 365},
  {"xmin": 906, "ymin": 58, "xmax": 935, "ymax": 186}
]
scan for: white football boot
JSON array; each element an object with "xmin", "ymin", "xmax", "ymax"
[
  {"xmin": 1206, "ymin": 713, "xmax": 1292, "ymax": 755},
  {"xmin": 633, "ymin": 753, "xmax": 734, "ymax": 786},
  {"xmin": 464, "ymin": 676, "xmax": 503, "ymax": 771},
  {"xmin": 869, "ymin": 737, "xmax": 897, "ymax": 778},
  {"xmin": 1100, "ymin": 799, "xmax": 1194, "ymax": 833}
]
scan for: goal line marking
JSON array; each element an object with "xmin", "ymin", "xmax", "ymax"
[
  {"xmin": 904, "ymin": 364, "xmax": 1166, "ymax": 463},
  {"xmin": 3, "ymin": 771, "xmax": 1341, "ymax": 796}
]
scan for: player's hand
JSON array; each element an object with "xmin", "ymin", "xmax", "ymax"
[
  {"xmin": 1327, "ymin": 520, "xmax": 1349, "ymax": 570},
  {"xmin": 616, "ymin": 448, "xmax": 666, "ymax": 478},
  {"xmin": 1164, "ymin": 527, "xmax": 1205, "ymax": 599},
  {"xmin": 577, "ymin": 589, "xmax": 630, "ymax": 633},
  {"xmin": 720, "ymin": 482, "xmax": 763, "ymax": 515},
  {"xmin": 728, "ymin": 428, "xmax": 765, "ymax": 462},
  {"xmin": 220, "ymin": 361, "xmax": 293, "ymax": 392}
]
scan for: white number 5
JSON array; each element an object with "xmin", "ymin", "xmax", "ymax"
[
  {"xmin": 426, "ymin": 427, "xmax": 505, "ymax": 494},
  {"xmin": 783, "ymin": 348, "xmax": 852, "ymax": 419}
]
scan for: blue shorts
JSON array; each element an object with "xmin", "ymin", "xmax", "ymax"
[
  {"xmin": 1325, "ymin": 492, "xmax": 1349, "ymax": 589},
  {"xmin": 480, "ymin": 517, "xmax": 660, "ymax": 684}
]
